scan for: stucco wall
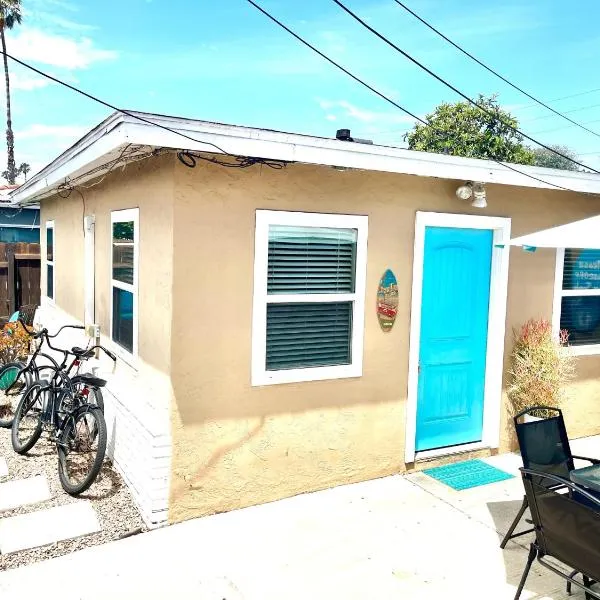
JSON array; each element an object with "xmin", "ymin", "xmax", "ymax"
[
  {"xmin": 39, "ymin": 155, "xmax": 175, "ymax": 526},
  {"xmin": 169, "ymin": 159, "xmax": 600, "ymax": 522}
]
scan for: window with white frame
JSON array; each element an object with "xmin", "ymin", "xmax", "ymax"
[
  {"xmin": 555, "ymin": 248, "xmax": 600, "ymax": 352},
  {"xmin": 111, "ymin": 209, "xmax": 138, "ymax": 355},
  {"xmin": 46, "ymin": 220, "xmax": 54, "ymax": 300},
  {"xmin": 252, "ymin": 210, "xmax": 368, "ymax": 386}
]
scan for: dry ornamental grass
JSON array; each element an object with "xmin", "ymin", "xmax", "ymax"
[{"xmin": 508, "ymin": 318, "xmax": 576, "ymax": 416}]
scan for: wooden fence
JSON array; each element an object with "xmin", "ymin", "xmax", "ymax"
[{"xmin": 0, "ymin": 242, "xmax": 41, "ymax": 324}]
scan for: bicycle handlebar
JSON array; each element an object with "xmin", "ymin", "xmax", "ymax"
[
  {"xmin": 17, "ymin": 319, "xmax": 116, "ymax": 363},
  {"xmin": 47, "ymin": 324, "xmax": 85, "ymax": 339},
  {"xmin": 87, "ymin": 345, "xmax": 117, "ymax": 362},
  {"xmin": 18, "ymin": 319, "xmax": 85, "ymax": 341},
  {"xmin": 17, "ymin": 318, "xmax": 43, "ymax": 338}
]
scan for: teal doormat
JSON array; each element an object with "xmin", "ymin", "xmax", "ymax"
[{"xmin": 423, "ymin": 459, "xmax": 514, "ymax": 491}]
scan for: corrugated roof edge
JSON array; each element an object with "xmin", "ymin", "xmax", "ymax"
[{"xmin": 10, "ymin": 109, "xmax": 600, "ymax": 204}]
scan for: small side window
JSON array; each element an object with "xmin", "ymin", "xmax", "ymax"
[
  {"xmin": 46, "ymin": 220, "xmax": 54, "ymax": 300},
  {"xmin": 110, "ymin": 209, "xmax": 138, "ymax": 356}
]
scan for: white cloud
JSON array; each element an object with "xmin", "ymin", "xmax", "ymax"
[
  {"xmin": 318, "ymin": 99, "xmax": 416, "ymax": 126},
  {"xmin": 326, "ymin": 114, "xmax": 337, "ymax": 122},
  {"xmin": 16, "ymin": 124, "xmax": 88, "ymax": 141},
  {"xmin": 36, "ymin": 13, "xmax": 97, "ymax": 32},
  {"xmin": 11, "ymin": 71, "xmax": 50, "ymax": 91},
  {"xmin": 8, "ymin": 28, "xmax": 117, "ymax": 69}
]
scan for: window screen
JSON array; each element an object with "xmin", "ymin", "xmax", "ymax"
[{"xmin": 559, "ymin": 249, "xmax": 600, "ymax": 347}]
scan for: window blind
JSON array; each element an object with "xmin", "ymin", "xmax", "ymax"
[
  {"xmin": 560, "ymin": 249, "xmax": 600, "ymax": 346},
  {"xmin": 266, "ymin": 302, "xmax": 352, "ymax": 370},
  {"xmin": 267, "ymin": 225, "xmax": 357, "ymax": 294}
]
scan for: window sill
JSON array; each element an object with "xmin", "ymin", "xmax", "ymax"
[
  {"xmin": 252, "ymin": 363, "xmax": 362, "ymax": 387},
  {"xmin": 41, "ymin": 295, "xmax": 55, "ymax": 307},
  {"xmin": 99, "ymin": 332, "xmax": 139, "ymax": 371},
  {"xmin": 567, "ymin": 345, "xmax": 600, "ymax": 357}
]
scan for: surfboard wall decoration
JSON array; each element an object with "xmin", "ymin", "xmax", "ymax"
[{"xmin": 377, "ymin": 269, "xmax": 399, "ymax": 332}]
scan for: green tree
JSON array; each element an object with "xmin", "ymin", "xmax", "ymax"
[
  {"xmin": 0, "ymin": 0, "xmax": 22, "ymax": 185},
  {"xmin": 405, "ymin": 94, "xmax": 535, "ymax": 165},
  {"xmin": 531, "ymin": 144, "xmax": 579, "ymax": 171},
  {"xmin": 18, "ymin": 161, "xmax": 30, "ymax": 181}
]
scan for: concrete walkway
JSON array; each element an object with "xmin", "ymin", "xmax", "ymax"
[{"xmin": 1, "ymin": 438, "xmax": 599, "ymax": 599}]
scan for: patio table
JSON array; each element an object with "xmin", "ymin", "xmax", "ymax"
[{"xmin": 570, "ymin": 464, "xmax": 600, "ymax": 493}]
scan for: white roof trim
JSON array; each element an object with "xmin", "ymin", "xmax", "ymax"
[
  {"xmin": 510, "ymin": 215, "xmax": 600, "ymax": 249},
  {"xmin": 11, "ymin": 110, "xmax": 600, "ymax": 204}
]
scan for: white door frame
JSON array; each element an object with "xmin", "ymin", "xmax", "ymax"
[{"xmin": 404, "ymin": 211, "xmax": 512, "ymax": 463}]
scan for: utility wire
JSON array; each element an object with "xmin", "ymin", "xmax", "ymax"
[
  {"xmin": 391, "ymin": 0, "xmax": 600, "ymax": 139},
  {"xmin": 244, "ymin": 0, "xmax": 588, "ymax": 192},
  {"xmin": 522, "ymin": 101, "xmax": 600, "ymax": 124},
  {"xmin": 1, "ymin": 12, "xmax": 591, "ymax": 195},
  {"xmin": 0, "ymin": 53, "xmax": 233, "ymax": 158},
  {"xmin": 517, "ymin": 87, "xmax": 600, "ymax": 111},
  {"xmin": 332, "ymin": 0, "xmax": 599, "ymax": 173},
  {"xmin": 533, "ymin": 117, "xmax": 600, "ymax": 136}
]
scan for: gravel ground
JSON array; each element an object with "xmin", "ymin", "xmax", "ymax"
[{"xmin": 0, "ymin": 426, "xmax": 146, "ymax": 571}]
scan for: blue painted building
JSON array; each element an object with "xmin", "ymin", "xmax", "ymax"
[{"xmin": 0, "ymin": 185, "xmax": 39, "ymax": 244}]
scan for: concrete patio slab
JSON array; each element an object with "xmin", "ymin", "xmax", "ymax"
[
  {"xmin": 0, "ymin": 501, "xmax": 100, "ymax": 554},
  {"xmin": 0, "ymin": 475, "xmax": 51, "ymax": 512},
  {"xmin": 0, "ymin": 457, "xmax": 7, "ymax": 478},
  {"xmin": 0, "ymin": 471, "xmax": 582, "ymax": 599}
]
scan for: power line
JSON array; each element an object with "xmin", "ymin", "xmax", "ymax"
[
  {"xmin": 517, "ymin": 87, "xmax": 600, "ymax": 111},
  {"xmin": 390, "ymin": 0, "xmax": 600, "ymax": 139},
  {"xmin": 2, "ymin": 11, "xmax": 592, "ymax": 196},
  {"xmin": 244, "ymin": 0, "xmax": 588, "ymax": 193},
  {"xmin": 522, "ymin": 101, "xmax": 600, "ymax": 124},
  {"xmin": 532, "ymin": 117, "xmax": 600, "ymax": 136},
  {"xmin": 331, "ymin": 0, "xmax": 599, "ymax": 173},
  {"xmin": 1, "ymin": 53, "xmax": 234, "ymax": 157}
]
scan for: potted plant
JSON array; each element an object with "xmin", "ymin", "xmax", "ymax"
[{"xmin": 508, "ymin": 318, "xmax": 575, "ymax": 422}]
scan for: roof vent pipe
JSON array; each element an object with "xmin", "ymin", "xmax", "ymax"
[
  {"xmin": 336, "ymin": 128, "xmax": 353, "ymax": 141},
  {"xmin": 335, "ymin": 128, "xmax": 373, "ymax": 145}
]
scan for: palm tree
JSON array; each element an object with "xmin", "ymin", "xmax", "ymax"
[
  {"xmin": 0, "ymin": 1, "xmax": 21, "ymax": 185},
  {"xmin": 18, "ymin": 161, "xmax": 29, "ymax": 181}
]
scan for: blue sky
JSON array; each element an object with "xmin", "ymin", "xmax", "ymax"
[{"xmin": 6, "ymin": 0, "xmax": 600, "ymax": 178}]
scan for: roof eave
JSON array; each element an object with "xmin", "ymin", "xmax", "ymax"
[{"xmin": 11, "ymin": 111, "xmax": 600, "ymax": 204}]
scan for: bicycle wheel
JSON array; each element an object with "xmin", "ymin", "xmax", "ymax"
[
  {"xmin": 57, "ymin": 405, "xmax": 107, "ymax": 495},
  {"xmin": 0, "ymin": 361, "xmax": 29, "ymax": 428},
  {"xmin": 11, "ymin": 381, "xmax": 44, "ymax": 454}
]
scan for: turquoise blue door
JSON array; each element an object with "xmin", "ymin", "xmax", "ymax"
[{"xmin": 415, "ymin": 226, "xmax": 493, "ymax": 452}]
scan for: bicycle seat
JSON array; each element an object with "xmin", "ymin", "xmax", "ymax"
[
  {"xmin": 71, "ymin": 346, "xmax": 95, "ymax": 359},
  {"xmin": 72, "ymin": 373, "xmax": 107, "ymax": 388}
]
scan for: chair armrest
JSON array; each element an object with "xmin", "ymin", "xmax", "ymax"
[{"xmin": 572, "ymin": 455, "xmax": 600, "ymax": 465}]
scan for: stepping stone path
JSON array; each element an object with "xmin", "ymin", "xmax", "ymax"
[
  {"xmin": 0, "ymin": 463, "xmax": 102, "ymax": 556},
  {"xmin": 0, "ymin": 501, "xmax": 100, "ymax": 554},
  {"xmin": 0, "ymin": 475, "xmax": 51, "ymax": 512}
]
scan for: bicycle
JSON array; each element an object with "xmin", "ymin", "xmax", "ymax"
[
  {"xmin": 11, "ymin": 324, "xmax": 116, "ymax": 494},
  {"xmin": 0, "ymin": 320, "xmax": 105, "ymax": 428}
]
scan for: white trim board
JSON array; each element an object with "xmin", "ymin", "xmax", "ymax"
[
  {"xmin": 251, "ymin": 209, "xmax": 368, "ymax": 386},
  {"xmin": 404, "ymin": 211, "xmax": 511, "ymax": 464},
  {"xmin": 110, "ymin": 208, "xmax": 140, "ymax": 365},
  {"xmin": 44, "ymin": 220, "xmax": 55, "ymax": 305},
  {"xmin": 11, "ymin": 110, "xmax": 600, "ymax": 206}
]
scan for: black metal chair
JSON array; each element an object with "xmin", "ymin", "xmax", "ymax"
[
  {"xmin": 515, "ymin": 468, "xmax": 600, "ymax": 600},
  {"xmin": 500, "ymin": 405, "xmax": 600, "ymax": 549}
]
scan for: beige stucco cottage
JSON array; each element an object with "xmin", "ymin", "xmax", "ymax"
[{"xmin": 11, "ymin": 111, "xmax": 600, "ymax": 527}]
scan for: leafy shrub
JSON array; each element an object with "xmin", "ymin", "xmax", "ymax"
[
  {"xmin": 508, "ymin": 318, "xmax": 576, "ymax": 416},
  {"xmin": 0, "ymin": 321, "xmax": 31, "ymax": 364}
]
